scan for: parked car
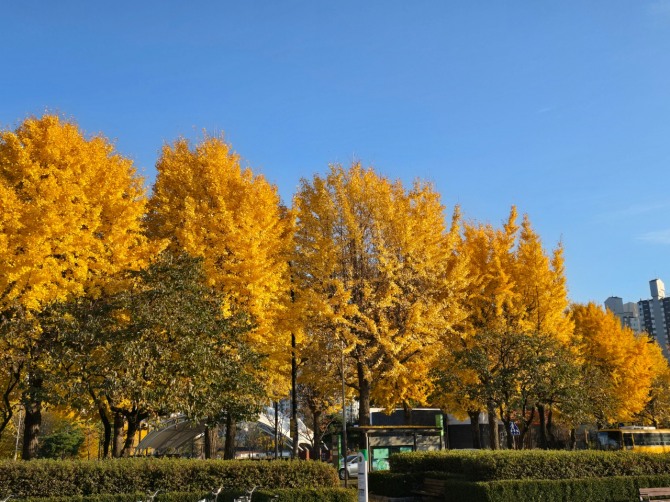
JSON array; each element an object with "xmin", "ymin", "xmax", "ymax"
[{"xmin": 339, "ymin": 454, "xmax": 359, "ymax": 480}]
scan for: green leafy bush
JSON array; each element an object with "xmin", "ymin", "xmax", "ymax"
[
  {"xmin": 367, "ymin": 471, "xmax": 421, "ymax": 497},
  {"xmin": 0, "ymin": 459, "xmax": 338, "ymax": 498},
  {"xmin": 253, "ymin": 488, "xmax": 356, "ymax": 501},
  {"xmin": 15, "ymin": 488, "xmax": 355, "ymax": 502},
  {"xmin": 459, "ymin": 451, "xmax": 670, "ymax": 481},
  {"xmin": 390, "ymin": 450, "xmax": 670, "ymax": 481},
  {"xmin": 389, "ymin": 450, "xmax": 480, "ymax": 475},
  {"xmin": 39, "ymin": 424, "xmax": 85, "ymax": 460},
  {"xmin": 19, "ymin": 493, "xmax": 203, "ymax": 502},
  {"xmin": 443, "ymin": 475, "xmax": 670, "ymax": 502}
]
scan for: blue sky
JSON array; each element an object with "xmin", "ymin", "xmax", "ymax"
[{"xmin": 2, "ymin": 1, "xmax": 669, "ymax": 304}]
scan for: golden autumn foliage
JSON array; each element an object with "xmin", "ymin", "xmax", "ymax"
[
  {"xmin": 292, "ymin": 163, "xmax": 467, "ymax": 424},
  {"xmin": 432, "ymin": 209, "xmax": 575, "ymax": 449},
  {"xmin": 146, "ymin": 135, "xmax": 294, "ymax": 394},
  {"xmin": 571, "ymin": 302, "xmax": 668, "ymax": 424},
  {"xmin": 637, "ymin": 367, "xmax": 670, "ymax": 427},
  {"xmin": 458, "ymin": 209, "xmax": 520, "ymax": 338},
  {"xmin": 2, "ymin": 112, "xmax": 667, "ymax": 454},
  {"xmin": 457, "ymin": 209, "xmax": 572, "ymax": 343},
  {"xmin": 0, "ymin": 115, "xmax": 155, "ymax": 311},
  {"xmin": 514, "ymin": 215, "xmax": 573, "ymax": 344},
  {"xmin": 0, "ymin": 115, "xmax": 159, "ymax": 457}
]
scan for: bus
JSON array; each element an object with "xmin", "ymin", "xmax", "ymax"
[{"xmin": 595, "ymin": 427, "xmax": 670, "ymax": 452}]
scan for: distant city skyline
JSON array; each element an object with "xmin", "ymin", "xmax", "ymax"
[
  {"xmin": 1, "ymin": 1, "xmax": 669, "ymax": 304},
  {"xmin": 606, "ymin": 279, "xmax": 670, "ymax": 361}
]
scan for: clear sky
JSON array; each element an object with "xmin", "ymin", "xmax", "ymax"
[{"xmin": 1, "ymin": 1, "xmax": 669, "ymax": 305}]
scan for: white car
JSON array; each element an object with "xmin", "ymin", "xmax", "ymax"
[{"xmin": 339, "ymin": 454, "xmax": 359, "ymax": 480}]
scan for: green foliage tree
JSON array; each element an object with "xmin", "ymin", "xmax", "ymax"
[
  {"xmin": 39, "ymin": 251, "xmax": 264, "ymax": 458},
  {"xmin": 38, "ymin": 422, "xmax": 85, "ymax": 459}
]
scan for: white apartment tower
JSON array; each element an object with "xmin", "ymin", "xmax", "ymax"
[
  {"xmin": 604, "ymin": 296, "xmax": 642, "ymax": 333},
  {"xmin": 638, "ymin": 279, "xmax": 670, "ymax": 360},
  {"xmin": 605, "ymin": 279, "xmax": 670, "ymax": 361}
]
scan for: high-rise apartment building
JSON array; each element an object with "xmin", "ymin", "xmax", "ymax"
[
  {"xmin": 605, "ymin": 279, "xmax": 670, "ymax": 360},
  {"xmin": 637, "ymin": 279, "xmax": 670, "ymax": 360},
  {"xmin": 604, "ymin": 296, "xmax": 642, "ymax": 333}
]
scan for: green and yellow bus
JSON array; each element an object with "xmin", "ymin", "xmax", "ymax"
[{"xmin": 596, "ymin": 427, "xmax": 670, "ymax": 452}]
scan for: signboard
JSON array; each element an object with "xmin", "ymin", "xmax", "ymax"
[
  {"xmin": 435, "ymin": 414, "xmax": 444, "ymax": 436},
  {"xmin": 358, "ymin": 449, "xmax": 368, "ymax": 502},
  {"xmin": 509, "ymin": 422, "xmax": 520, "ymax": 436}
]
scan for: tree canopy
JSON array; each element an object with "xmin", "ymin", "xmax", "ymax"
[
  {"xmin": 1, "ymin": 113, "xmax": 667, "ymax": 458},
  {"xmin": 292, "ymin": 163, "xmax": 467, "ymax": 425},
  {"xmin": 146, "ymin": 135, "xmax": 294, "ymax": 397}
]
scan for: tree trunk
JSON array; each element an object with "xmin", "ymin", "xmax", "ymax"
[
  {"xmin": 112, "ymin": 412, "xmax": 125, "ymax": 458},
  {"xmin": 204, "ymin": 423, "xmax": 218, "ymax": 459},
  {"xmin": 0, "ymin": 361, "xmax": 21, "ymax": 439},
  {"xmin": 546, "ymin": 407, "xmax": 557, "ymax": 449},
  {"xmin": 357, "ymin": 361, "xmax": 371, "ymax": 427},
  {"xmin": 537, "ymin": 403, "xmax": 548, "ymax": 450},
  {"xmin": 121, "ymin": 411, "xmax": 140, "ymax": 457},
  {"xmin": 487, "ymin": 400, "xmax": 499, "ymax": 450},
  {"xmin": 223, "ymin": 412, "xmax": 237, "ymax": 460},
  {"xmin": 403, "ymin": 402, "xmax": 413, "ymax": 425},
  {"xmin": 311, "ymin": 409, "xmax": 323, "ymax": 461},
  {"xmin": 501, "ymin": 413, "xmax": 514, "ymax": 450},
  {"xmin": 358, "ymin": 379, "xmax": 372, "ymax": 448},
  {"xmin": 468, "ymin": 410, "xmax": 481, "ymax": 449},
  {"xmin": 569, "ymin": 428, "xmax": 577, "ymax": 450},
  {"xmin": 518, "ymin": 406, "xmax": 535, "ymax": 450},
  {"xmin": 21, "ymin": 376, "xmax": 43, "ymax": 460},
  {"xmin": 98, "ymin": 404, "xmax": 112, "ymax": 459}
]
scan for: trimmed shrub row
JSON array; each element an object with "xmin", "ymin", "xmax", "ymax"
[
  {"xmin": 0, "ymin": 459, "xmax": 338, "ymax": 498},
  {"xmin": 389, "ymin": 450, "xmax": 476, "ymax": 476},
  {"xmin": 368, "ymin": 471, "xmax": 670, "ymax": 502},
  {"xmin": 367, "ymin": 471, "xmax": 421, "ymax": 498},
  {"xmin": 389, "ymin": 450, "xmax": 670, "ymax": 481},
  {"xmin": 253, "ymin": 488, "xmax": 356, "ymax": 501},
  {"xmin": 15, "ymin": 488, "xmax": 355, "ymax": 502},
  {"xmin": 443, "ymin": 474, "xmax": 670, "ymax": 502}
]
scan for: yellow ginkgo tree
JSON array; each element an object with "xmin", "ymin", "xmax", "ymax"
[
  {"xmin": 571, "ymin": 302, "xmax": 667, "ymax": 426},
  {"xmin": 0, "ymin": 115, "xmax": 154, "ymax": 459},
  {"xmin": 146, "ymin": 135, "xmax": 294, "ymax": 457},
  {"xmin": 292, "ymin": 163, "xmax": 467, "ymax": 427},
  {"xmin": 432, "ymin": 209, "xmax": 576, "ymax": 449}
]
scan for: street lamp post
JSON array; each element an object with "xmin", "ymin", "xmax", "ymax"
[{"xmin": 341, "ymin": 343, "xmax": 348, "ymax": 487}]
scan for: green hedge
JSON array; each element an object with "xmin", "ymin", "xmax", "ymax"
[
  {"xmin": 18, "ymin": 492, "xmax": 203, "ymax": 502},
  {"xmin": 368, "ymin": 472, "xmax": 670, "ymax": 502},
  {"xmin": 442, "ymin": 474, "xmax": 670, "ymax": 502},
  {"xmin": 254, "ymin": 488, "xmax": 356, "ymax": 501},
  {"xmin": 0, "ymin": 459, "xmax": 338, "ymax": 498},
  {"xmin": 389, "ymin": 450, "xmax": 480, "ymax": 475},
  {"xmin": 390, "ymin": 450, "xmax": 670, "ymax": 481},
  {"xmin": 15, "ymin": 488, "xmax": 355, "ymax": 502},
  {"xmin": 367, "ymin": 471, "xmax": 421, "ymax": 497}
]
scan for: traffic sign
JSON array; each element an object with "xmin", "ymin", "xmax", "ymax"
[{"xmin": 509, "ymin": 422, "xmax": 520, "ymax": 436}]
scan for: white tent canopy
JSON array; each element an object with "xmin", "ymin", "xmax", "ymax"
[
  {"xmin": 135, "ymin": 408, "xmax": 313, "ymax": 456},
  {"xmin": 136, "ymin": 416, "xmax": 206, "ymax": 453}
]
